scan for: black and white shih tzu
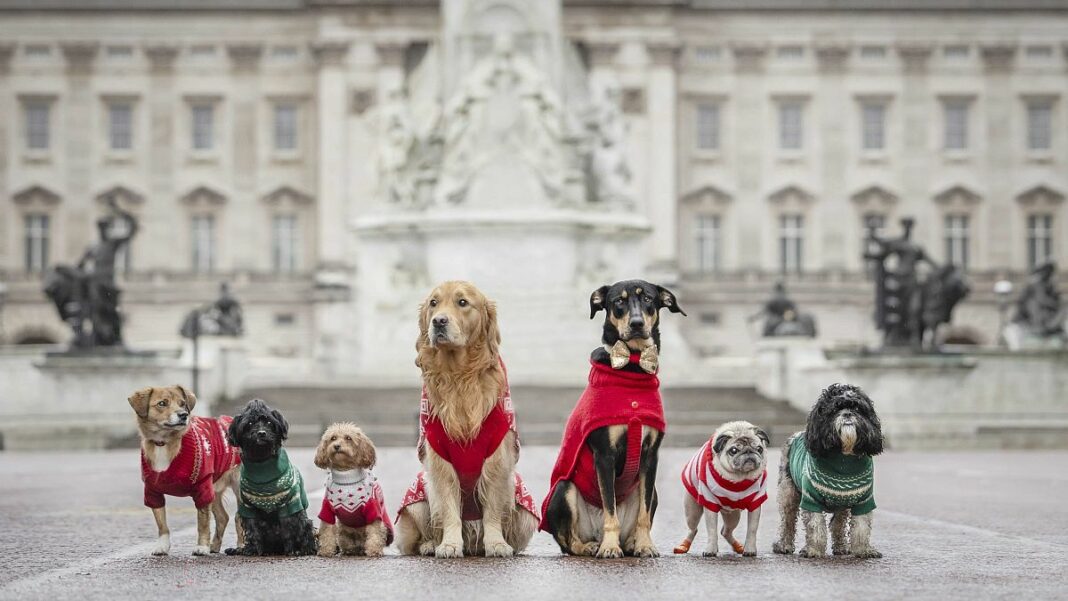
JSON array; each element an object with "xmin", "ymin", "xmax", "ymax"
[
  {"xmin": 225, "ymin": 399, "xmax": 318, "ymax": 557},
  {"xmin": 773, "ymin": 383, "xmax": 884, "ymax": 559}
]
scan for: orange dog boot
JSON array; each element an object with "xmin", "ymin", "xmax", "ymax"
[
  {"xmin": 731, "ymin": 540, "xmax": 745, "ymax": 555},
  {"xmin": 673, "ymin": 539, "xmax": 692, "ymax": 554}
]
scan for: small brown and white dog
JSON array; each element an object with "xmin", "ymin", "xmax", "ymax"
[
  {"xmin": 129, "ymin": 385, "xmax": 242, "ymax": 556},
  {"xmin": 675, "ymin": 421, "xmax": 770, "ymax": 557},
  {"xmin": 395, "ymin": 281, "xmax": 539, "ymax": 558},
  {"xmin": 314, "ymin": 423, "xmax": 394, "ymax": 557}
]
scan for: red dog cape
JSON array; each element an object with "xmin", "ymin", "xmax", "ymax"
[
  {"xmin": 539, "ymin": 354, "xmax": 665, "ymax": 530},
  {"xmin": 680, "ymin": 438, "xmax": 768, "ymax": 513},
  {"xmin": 398, "ymin": 359, "xmax": 539, "ymax": 521},
  {"xmin": 141, "ymin": 415, "xmax": 241, "ymax": 509}
]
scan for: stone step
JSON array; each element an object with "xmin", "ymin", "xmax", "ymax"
[{"xmin": 230, "ymin": 384, "xmax": 806, "ymax": 448}]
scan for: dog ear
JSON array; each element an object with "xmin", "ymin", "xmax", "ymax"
[
  {"xmin": 589, "ymin": 285, "xmax": 610, "ymax": 319},
  {"xmin": 754, "ymin": 427, "xmax": 771, "ymax": 447},
  {"xmin": 712, "ymin": 433, "xmax": 731, "ymax": 455},
  {"xmin": 313, "ymin": 430, "xmax": 332, "ymax": 469},
  {"xmin": 656, "ymin": 286, "xmax": 687, "ymax": 316},
  {"xmin": 271, "ymin": 409, "xmax": 289, "ymax": 441},
  {"xmin": 175, "ymin": 384, "xmax": 197, "ymax": 412},
  {"xmin": 227, "ymin": 410, "xmax": 245, "ymax": 447},
  {"xmin": 482, "ymin": 300, "xmax": 501, "ymax": 357},
  {"xmin": 127, "ymin": 387, "xmax": 154, "ymax": 418},
  {"xmin": 353, "ymin": 430, "xmax": 377, "ymax": 469},
  {"xmin": 805, "ymin": 386, "xmax": 841, "ymax": 458}
]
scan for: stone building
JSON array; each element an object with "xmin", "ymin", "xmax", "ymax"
[{"xmin": 0, "ymin": 0, "xmax": 1066, "ymax": 384}]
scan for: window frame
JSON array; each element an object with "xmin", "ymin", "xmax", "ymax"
[
  {"xmin": 778, "ymin": 213, "xmax": 805, "ymax": 274},
  {"xmin": 1026, "ymin": 213, "xmax": 1054, "ymax": 269},
  {"xmin": 23, "ymin": 213, "xmax": 51, "ymax": 273},
  {"xmin": 693, "ymin": 214, "xmax": 721, "ymax": 274},
  {"xmin": 943, "ymin": 213, "xmax": 971, "ymax": 270},
  {"xmin": 190, "ymin": 214, "xmax": 217, "ymax": 274},
  {"xmin": 271, "ymin": 213, "xmax": 300, "ymax": 273}
]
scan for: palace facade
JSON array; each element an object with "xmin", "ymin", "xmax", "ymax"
[{"xmin": 1, "ymin": 0, "xmax": 1066, "ymax": 380}]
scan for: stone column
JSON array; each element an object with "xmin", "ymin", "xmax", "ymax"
[
  {"xmin": 730, "ymin": 41, "xmax": 768, "ymax": 271},
  {"xmin": 815, "ymin": 42, "xmax": 850, "ymax": 271},
  {"xmin": 980, "ymin": 43, "xmax": 1017, "ymax": 270},
  {"xmin": 310, "ymin": 41, "xmax": 350, "ymax": 274},
  {"xmin": 896, "ymin": 42, "xmax": 933, "ymax": 245},
  {"xmin": 60, "ymin": 41, "xmax": 99, "ymax": 255},
  {"xmin": 226, "ymin": 42, "xmax": 263, "ymax": 270},
  {"xmin": 144, "ymin": 44, "xmax": 179, "ymax": 271},
  {"xmin": 0, "ymin": 43, "xmax": 14, "ymax": 269},
  {"xmin": 645, "ymin": 41, "xmax": 680, "ymax": 275}
]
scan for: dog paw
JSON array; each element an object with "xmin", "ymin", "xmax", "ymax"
[
  {"xmin": 852, "ymin": 548, "xmax": 883, "ymax": 559},
  {"xmin": 701, "ymin": 549, "xmax": 718, "ymax": 558},
  {"xmin": 209, "ymin": 541, "xmax": 222, "ymax": 554},
  {"xmin": 418, "ymin": 541, "xmax": 437, "ymax": 556},
  {"xmin": 832, "ymin": 547, "xmax": 850, "ymax": 556},
  {"xmin": 224, "ymin": 547, "xmax": 242, "ymax": 556},
  {"xmin": 771, "ymin": 542, "xmax": 793, "ymax": 555},
  {"xmin": 485, "ymin": 541, "xmax": 514, "ymax": 558},
  {"xmin": 575, "ymin": 541, "xmax": 599, "ymax": 556},
  {"xmin": 632, "ymin": 543, "xmax": 659, "ymax": 558},
  {"xmin": 318, "ymin": 547, "xmax": 337, "ymax": 558},
  {"xmin": 192, "ymin": 545, "xmax": 210, "ymax": 556},
  {"xmin": 742, "ymin": 549, "xmax": 757, "ymax": 557},
  {"xmin": 151, "ymin": 536, "xmax": 170, "ymax": 556},
  {"xmin": 364, "ymin": 546, "xmax": 385, "ymax": 558},
  {"xmin": 435, "ymin": 542, "xmax": 463, "ymax": 558},
  {"xmin": 596, "ymin": 544, "xmax": 624, "ymax": 559},
  {"xmin": 798, "ymin": 548, "xmax": 825, "ymax": 559}
]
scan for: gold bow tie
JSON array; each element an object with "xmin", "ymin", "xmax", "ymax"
[{"xmin": 609, "ymin": 341, "xmax": 658, "ymax": 374}]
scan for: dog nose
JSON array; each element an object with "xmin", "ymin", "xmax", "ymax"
[
  {"xmin": 255, "ymin": 430, "xmax": 267, "ymax": 439},
  {"xmin": 432, "ymin": 315, "xmax": 449, "ymax": 328},
  {"xmin": 333, "ymin": 443, "xmax": 341, "ymax": 451},
  {"xmin": 176, "ymin": 411, "xmax": 189, "ymax": 420},
  {"xmin": 629, "ymin": 317, "xmax": 645, "ymax": 330}
]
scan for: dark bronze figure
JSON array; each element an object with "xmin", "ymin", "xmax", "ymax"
[
  {"xmin": 1013, "ymin": 261, "xmax": 1066, "ymax": 340},
  {"xmin": 749, "ymin": 281, "xmax": 817, "ymax": 337}
]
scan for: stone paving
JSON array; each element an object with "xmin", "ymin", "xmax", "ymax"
[{"xmin": 1, "ymin": 447, "xmax": 1066, "ymax": 600}]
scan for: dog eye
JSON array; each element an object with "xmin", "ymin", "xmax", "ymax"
[
  {"xmin": 613, "ymin": 299, "xmax": 624, "ymax": 306},
  {"xmin": 728, "ymin": 448, "xmax": 738, "ymax": 455},
  {"xmin": 458, "ymin": 299, "xmax": 468, "ymax": 307},
  {"xmin": 428, "ymin": 299, "xmax": 438, "ymax": 307},
  {"xmin": 330, "ymin": 435, "xmax": 337, "ymax": 441},
  {"xmin": 156, "ymin": 401, "xmax": 166, "ymax": 407},
  {"xmin": 643, "ymin": 295, "xmax": 654, "ymax": 303},
  {"xmin": 344, "ymin": 435, "xmax": 352, "ymax": 441}
]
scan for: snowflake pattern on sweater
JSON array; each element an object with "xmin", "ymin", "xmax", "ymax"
[{"xmin": 317, "ymin": 469, "xmax": 394, "ymax": 544}]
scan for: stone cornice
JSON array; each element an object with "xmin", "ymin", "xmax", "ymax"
[
  {"xmin": 729, "ymin": 40, "xmax": 768, "ymax": 73},
  {"xmin": 646, "ymin": 41, "xmax": 681, "ymax": 68},
  {"xmin": 60, "ymin": 41, "xmax": 99, "ymax": 74},
  {"xmin": 814, "ymin": 42, "xmax": 850, "ymax": 73},
  {"xmin": 584, "ymin": 40, "xmax": 620, "ymax": 68},
  {"xmin": 143, "ymin": 43, "xmax": 180, "ymax": 73},
  {"xmin": 310, "ymin": 40, "xmax": 350, "ymax": 67},
  {"xmin": 374, "ymin": 41, "xmax": 408, "ymax": 69},
  {"xmin": 979, "ymin": 42, "xmax": 1017, "ymax": 72},
  {"xmin": 895, "ymin": 41, "xmax": 933, "ymax": 73},
  {"xmin": 226, "ymin": 42, "xmax": 264, "ymax": 72}
]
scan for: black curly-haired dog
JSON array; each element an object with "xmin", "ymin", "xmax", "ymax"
[
  {"xmin": 224, "ymin": 399, "xmax": 317, "ymax": 557},
  {"xmin": 773, "ymin": 383, "xmax": 884, "ymax": 559}
]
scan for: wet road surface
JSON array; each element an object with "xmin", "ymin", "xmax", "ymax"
[{"xmin": 1, "ymin": 447, "xmax": 1065, "ymax": 600}]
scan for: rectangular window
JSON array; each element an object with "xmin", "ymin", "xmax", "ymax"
[
  {"xmin": 943, "ymin": 45, "xmax": 970, "ymax": 59},
  {"xmin": 1027, "ymin": 101, "xmax": 1053, "ymax": 151},
  {"xmin": 271, "ymin": 214, "xmax": 299, "ymax": 273},
  {"xmin": 695, "ymin": 103, "xmax": 720, "ymax": 151},
  {"xmin": 943, "ymin": 100, "xmax": 969, "ymax": 151},
  {"xmin": 694, "ymin": 46, "xmax": 721, "ymax": 62},
  {"xmin": 191, "ymin": 215, "xmax": 216, "ymax": 273},
  {"xmin": 694, "ymin": 215, "xmax": 721, "ymax": 273},
  {"xmin": 108, "ymin": 102, "xmax": 133, "ymax": 150},
  {"xmin": 776, "ymin": 45, "xmax": 804, "ymax": 60},
  {"xmin": 861, "ymin": 102, "xmax": 886, "ymax": 150},
  {"xmin": 24, "ymin": 44, "xmax": 51, "ymax": 58},
  {"xmin": 191, "ymin": 104, "xmax": 214, "ymax": 151},
  {"xmin": 273, "ymin": 103, "xmax": 298, "ymax": 151},
  {"xmin": 25, "ymin": 102, "xmax": 50, "ymax": 150},
  {"xmin": 944, "ymin": 214, "xmax": 970, "ymax": 269},
  {"xmin": 106, "ymin": 45, "xmax": 133, "ymax": 58},
  {"xmin": 779, "ymin": 214, "xmax": 804, "ymax": 274},
  {"xmin": 779, "ymin": 101, "xmax": 803, "ymax": 150},
  {"xmin": 271, "ymin": 46, "xmax": 298, "ymax": 59},
  {"xmin": 1027, "ymin": 214, "xmax": 1054, "ymax": 269},
  {"xmin": 24, "ymin": 214, "xmax": 50, "ymax": 273}
]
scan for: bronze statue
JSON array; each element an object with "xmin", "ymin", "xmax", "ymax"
[
  {"xmin": 749, "ymin": 281, "xmax": 817, "ymax": 337},
  {"xmin": 1013, "ymin": 261, "xmax": 1066, "ymax": 340},
  {"xmin": 180, "ymin": 282, "xmax": 244, "ymax": 339},
  {"xmin": 44, "ymin": 196, "xmax": 137, "ymax": 349},
  {"xmin": 864, "ymin": 217, "xmax": 969, "ymax": 351}
]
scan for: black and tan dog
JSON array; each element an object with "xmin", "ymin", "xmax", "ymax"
[{"xmin": 541, "ymin": 280, "xmax": 685, "ymax": 557}]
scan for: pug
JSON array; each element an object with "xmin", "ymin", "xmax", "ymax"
[{"xmin": 675, "ymin": 421, "xmax": 770, "ymax": 557}]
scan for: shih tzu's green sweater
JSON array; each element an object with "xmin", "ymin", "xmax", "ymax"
[
  {"xmin": 788, "ymin": 434, "xmax": 875, "ymax": 516},
  {"xmin": 237, "ymin": 448, "xmax": 308, "ymax": 518}
]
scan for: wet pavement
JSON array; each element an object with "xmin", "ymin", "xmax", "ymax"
[{"xmin": 1, "ymin": 446, "xmax": 1066, "ymax": 600}]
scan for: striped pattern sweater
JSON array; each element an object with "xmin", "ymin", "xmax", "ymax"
[
  {"xmin": 237, "ymin": 448, "xmax": 309, "ymax": 518},
  {"xmin": 787, "ymin": 434, "xmax": 875, "ymax": 516}
]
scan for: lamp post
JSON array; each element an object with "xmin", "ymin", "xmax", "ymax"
[
  {"xmin": 0, "ymin": 280, "xmax": 8, "ymax": 344},
  {"xmin": 994, "ymin": 279, "xmax": 1014, "ymax": 348}
]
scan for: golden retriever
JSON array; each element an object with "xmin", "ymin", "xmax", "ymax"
[{"xmin": 395, "ymin": 281, "xmax": 537, "ymax": 557}]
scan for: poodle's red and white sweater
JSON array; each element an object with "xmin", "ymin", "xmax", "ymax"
[
  {"xmin": 680, "ymin": 438, "xmax": 768, "ymax": 513},
  {"xmin": 141, "ymin": 415, "xmax": 240, "ymax": 509},
  {"xmin": 399, "ymin": 359, "xmax": 539, "ymax": 521},
  {"xmin": 318, "ymin": 469, "xmax": 394, "ymax": 544}
]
